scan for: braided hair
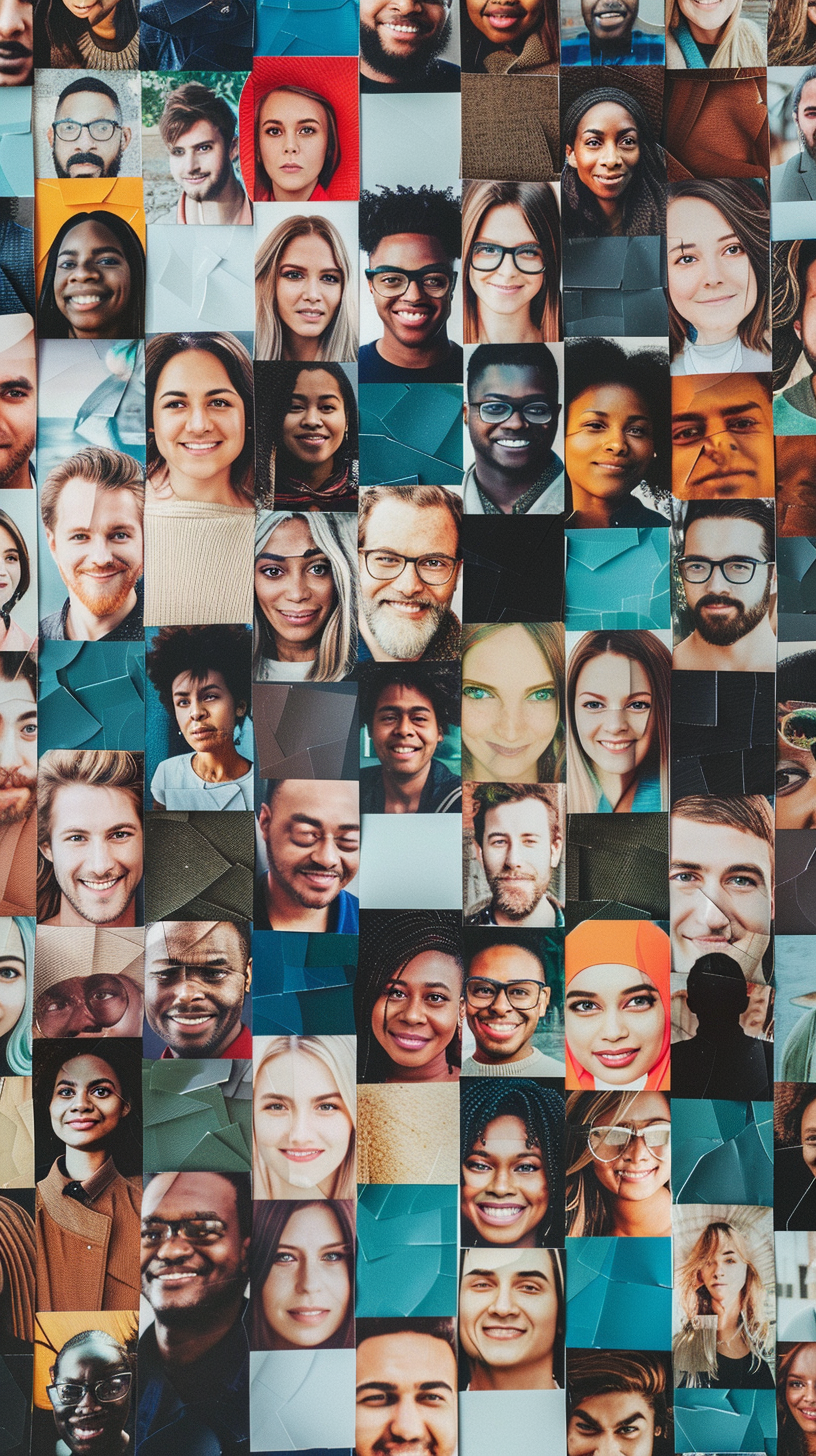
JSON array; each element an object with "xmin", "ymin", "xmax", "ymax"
[
  {"xmin": 460, "ymin": 1079, "xmax": 565, "ymax": 1246},
  {"xmin": 356, "ymin": 911, "xmax": 464, "ymax": 1081},
  {"xmin": 561, "ymin": 89, "xmax": 666, "ymax": 239}
]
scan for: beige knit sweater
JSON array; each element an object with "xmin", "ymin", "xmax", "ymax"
[{"xmin": 144, "ymin": 497, "xmax": 254, "ymax": 626}]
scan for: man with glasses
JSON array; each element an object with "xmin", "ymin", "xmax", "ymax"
[
  {"xmin": 464, "ymin": 343, "xmax": 563, "ymax": 514},
  {"xmin": 47, "ymin": 1330, "xmax": 133, "ymax": 1456},
  {"xmin": 359, "ymin": 184, "xmax": 463, "ymax": 382},
  {"xmin": 673, "ymin": 500, "xmax": 777, "ymax": 672},
  {"xmin": 357, "ymin": 484, "xmax": 462, "ymax": 661},
  {"xmin": 461, "ymin": 933, "xmax": 565, "ymax": 1075},
  {"xmin": 144, "ymin": 919, "xmax": 252, "ymax": 1058},
  {"xmin": 34, "ymin": 925, "xmax": 144, "ymax": 1039},
  {"xmin": 137, "ymin": 1171, "xmax": 250, "ymax": 1456},
  {"xmin": 48, "ymin": 78, "xmax": 133, "ymax": 180}
]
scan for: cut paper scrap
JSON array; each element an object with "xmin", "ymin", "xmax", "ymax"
[
  {"xmin": 146, "ymin": 225, "xmax": 254, "ymax": 333},
  {"xmin": 363, "ymin": 92, "xmax": 461, "ymax": 190},
  {"xmin": 252, "ymin": 931, "xmax": 356, "ymax": 1035},
  {"xmin": 356, "ymin": 1184, "xmax": 457, "ymax": 1317},
  {"xmin": 359, "ymin": 384, "xmax": 463, "ymax": 487},
  {"xmin": 674, "ymin": 1389, "xmax": 775, "ymax": 1454},
  {"xmin": 357, "ymin": 1083, "xmax": 459, "ymax": 1185},
  {"xmin": 0, "ymin": 88, "xmax": 32, "ymax": 198},
  {"xmin": 459, "ymin": 1389, "xmax": 567, "ymax": 1456},
  {"xmin": 462, "ymin": 515, "xmax": 564, "ymax": 623},
  {"xmin": 254, "ymin": 682, "xmax": 357, "ymax": 780},
  {"xmin": 34, "ymin": 924, "xmax": 143, "ymax": 993},
  {"xmin": 38, "ymin": 642, "xmax": 145, "ymax": 751},
  {"xmin": 566, "ymin": 1237, "xmax": 672, "ymax": 1349},
  {"xmin": 250, "ymin": 1349, "xmax": 355, "ymax": 1451},
  {"xmin": 566, "ymin": 813, "xmax": 668, "ymax": 923},
  {"xmin": 256, "ymin": 0, "xmax": 360, "ymax": 56},
  {"xmin": 0, "ymin": 1355, "xmax": 29, "ymax": 1455},
  {"xmin": 671, "ymin": 671, "xmax": 775, "ymax": 798},
  {"xmin": 672, "ymin": 1099, "xmax": 773, "ymax": 1206},
  {"xmin": 564, "ymin": 237, "xmax": 667, "ymax": 337},
  {"xmin": 144, "ymin": 811, "xmax": 254, "ymax": 923},
  {"xmin": 143, "ymin": 1059, "xmax": 252, "ymax": 1173},
  {"xmin": 566, "ymin": 528, "xmax": 670, "ymax": 629}
]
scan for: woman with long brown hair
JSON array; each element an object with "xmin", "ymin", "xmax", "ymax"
[
  {"xmin": 462, "ymin": 181, "xmax": 561, "ymax": 344},
  {"xmin": 567, "ymin": 631, "xmax": 671, "ymax": 813}
]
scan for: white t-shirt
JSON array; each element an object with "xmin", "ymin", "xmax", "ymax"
[{"xmin": 151, "ymin": 753, "xmax": 254, "ymax": 810}]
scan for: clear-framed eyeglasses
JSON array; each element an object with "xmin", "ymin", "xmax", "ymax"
[{"xmin": 587, "ymin": 1122, "xmax": 671, "ymax": 1162}]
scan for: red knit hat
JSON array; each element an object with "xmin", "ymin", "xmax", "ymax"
[{"xmin": 239, "ymin": 58, "xmax": 359, "ymax": 202}]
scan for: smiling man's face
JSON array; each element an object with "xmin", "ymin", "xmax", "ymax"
[{"xmin": 580, "ymin": 0, "xmax": 638, "ymax": 43}]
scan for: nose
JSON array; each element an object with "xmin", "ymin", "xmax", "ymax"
[
  {"xmin": 398, "ymin": 991, "xmax": 427, "ymax": 1024},
  {"xmin": 155, "ymin": 1229, "xmax": 195, "ymax": 1261},
  {"xmin": 0, "ymin": 0, "xmax": 25, "ymax": 32},
  {"xmin": 70, "ymin": 1087, "xmax": 93, "ymax": 1112},
  {"xmin": 494, "ymin": 251, "xmax": 521, "ymax": 279},
  {"xmin": 401, "ymin": 278, "xmax": 424, "ymax": 303},
  {"xmin": 599, "ymin": 1004, "xmax": 629, "ymax": 1042},
  {"xmin": 189, "ymin": 697, "xmax": 206, "ymax": 720},
  {"xmin": 599, "ymin": 705, "xmax": 628, "ymax": 732},
  {"xmin": 695, "ymin": 890, "xmax": 731, "ymax": 932},
  {"xmin": 489, "ymin": 1283, "xmax": 517, "ymax": 1317},
  {"xmin": 309, "ymin": 834, "xmax": 341, "ymax": 870},
  {"xmin": 502, "ymin": 836, "xmax": 524, "ymax": 868},
  {"xmin": 603, "ymin": 424, "xmax": 628, "ymax": 454},
  {"xmin": 87, "ymin": 836, "xmax": 116, "ymax": 874},
  {"xmin": 295, "ymin": 1255, "xmax": 321, "ymax": 1295},
  {"xmin": 495, "ymin": 700, "xmax": 524, "ymax": 742},
  {"xmin": 490, "ymin": 984, "xmax": 513, "ymax": 1014},
  {"xmin": 289, "ymin": 1102, "xmax": 317, "ymax": 1144},
  {"xmin": 0, "ymin": 722, "xmax": 22, "ymax": 772},
  {"xmin": 187, "ymin": 402, "xmax": 211, "ymax": 435},
  {"xmin": 284, "ymin": 570, "xmax": 312, "ymax": 603},
  {"xmin": 74, "ymin": 1389, "xmax": 102, "ymax": 1416},
  {"xmin": 65, "ymin": 1001, "xmax": 100, "ymax": 1035},
  {"xmin": 70, "ymin": 256, "xmax": 101, "ymax": 282},
  {"xmin": 599, "ymin": 140, "xmax": 623, "ymax": 169},
  {"xmin": 87, "ymin": 533, "xmax": 115, "ymax": 567},
  {"xmin": 487, "ymin": 1163, "xmax": 513, "ymax": 1196},
  {"xmin": 389, "ymin": 1396, "xmax": 427, "ymax": 1442},
  {"xmin": 623, "ymin": 1131, "xmax": 651, "ymax": 1164},
  {"xmin": 393, "ymin": 559, "xmax": 425, "ymax": 597}
]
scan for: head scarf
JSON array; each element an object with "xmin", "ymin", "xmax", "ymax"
[{"xmin": 564, "ymin": 919, "xmax": 671, "ymax": 1091}]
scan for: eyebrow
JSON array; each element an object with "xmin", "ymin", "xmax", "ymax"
[
  {"xmin": 289, "ymin": 813, "xmax": 359, "ymax": 830},
  {"xmin": 669, "ymin": 231, "xmax": 740, "ymax": 253},
  {"xmin": 566, "ymin": 982, "xmax": 655, "ymax": 1000},
  {"xmin": 258, "ymin": 547, "xmax": 326, "ymax": 561},
  {"xmin": 0, "ymin": 376, "xmax": 32, "ymax": 390},
  {"xmin": 355, "ymin": 1382, "xmax": 454, "ymax": 1394},
  {"xmin": 388, "ymin": 978, "xmax": 452, "ymax": 990},
  {"xmin": 56, "ymin": 1075, "xmax": 116, "ymax": 1089},
  {"xmin": 669, "ymin": 858, "xmax": 766, "ymax": 876},
  {"xmin": 464, "ymin": 1268, "xmax": 547, "ymax": 1280},
  {"xmin": 577, "ymin": 407, "xmax": 650, "ymax": 421},
  {"xmin": 476, "ymin": 392, "xmax": 551, "ymax": 403},
  {"xmin": 573, "ymin": 1409, "xmax": 646, "ymax": 1427},
  {"xmin": 150, "ymin": 953, "xmax": 233, "ymax": 967},
  {"xmin": 142, "ymin": 1210, "xmax": 223, "ymax": 1222},
  {"xmin": 59, "ymin": 820, "xmax": 140, "ymax": 834},
  {"xmin": 264, "ymin": 113, "xmax": 323, "ymax": 125},
  {"xmin": 672, "ymin": 403, "xmax": 764, "ymax": 424},
  {"xmin": 57, "ymin": 244, "xmax": 125, "ymax": 258},
  {"xmin": 159, "ymin": 387, "xmax": 238, "ymax": 399},
  {"xmin": 581, "ymin": 123, "xmax": 637, "ymax": 137}
]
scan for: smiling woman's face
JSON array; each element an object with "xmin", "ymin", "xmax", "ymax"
[
  {"xmin": 258, "ymin": 90, "xmax": 330, "ymax": 202},
  {"xmin": 462, "ymin": 625, "xmax": 559, "ymax": 783},
  {"xmin": 261, "ymin": 1202, "xmax": 351, "ymax": 1348},
  {"xmin": 253, "ymin": 1047, "xmax": 353, "ymax": 1193},
  {"xmin": 461, "ymin": 1113, "xmax": 549, "ymax": 1247},
  {"xmin": 49, "ymin": 1053, "xmax": 128, "ymax": 1150},
  {"xmin": 152, "ymin": 349, "xmax": 246, "ymax": 488},
  {"xmin": 566, "ymin": 965, "xmax": 665, "ymax": 1086},
  {"xmin": 0, "ymin": 525, "xmax": 21, "ymax": 610},
  {"xmin": 52, "ymin": 220, "xmax": 132, "ymax": 340}
]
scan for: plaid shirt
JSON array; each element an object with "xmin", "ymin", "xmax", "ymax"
[{"xmin": 560, "ymin": 27, "xmax": 665, "ymax": 63}]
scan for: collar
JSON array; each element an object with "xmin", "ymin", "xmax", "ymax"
[
  {"xmin": 474, "ymin": 451, "xmax": 563, "ymax": 515},
  {"xmin": 57, "ymin": 1154, "xmax": 118, "ymax": 1204}
]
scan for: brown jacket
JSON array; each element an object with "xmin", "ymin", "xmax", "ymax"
[
  {"xmin": 36, "ymin": 1157, "xmax": 142, "ymax": 1311},
  {"xmin": 664, "ymin": 71, "xmax": 769, "ymax": 180}
]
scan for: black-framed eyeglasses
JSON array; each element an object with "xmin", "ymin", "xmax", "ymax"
[
  {"xmin": 471, "ymin": 241, "xmax": 545, "ymax": 275},
  {"xmin": 587, "ymin": 1122, "xmax": 671, "ymax": 1162},
  {"xmin": 360, "ymin": 550, "xmax": 459, "ymax": 586},
  {"xmin": 365, "ymin": 265, "xmax": 455, "ymax": 299},
  {"xmin": 463, "ymin": 976, "xmax": 544, "ymax": 1010},
  {"xmin": 140, "ymin": 1217, "xmax": 228, "ymax": 1246},
  {"xmin": 47, "ymin": 1373, "xmax": 132, "ymax": 1408},
  {"xmin": 677, "ymin": 556, "xmax": 771, "ymax": 585},
  {"xmin": 53, "ymin": 119, "xmax": 123, "ymax": 142},
  {"xmin": 475, "ymin": 399, "xmax": 553, "ymax": 426}
]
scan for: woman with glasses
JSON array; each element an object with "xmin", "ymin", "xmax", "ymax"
[
  {"xmin": 35, "ymin": 0, "xmax": 139, "ymax": 67},
  {"xmin": 561, "ymin": 90, "xmax": 666, "ymax": 240},
  {"xmin": 566, "ymin": 631, "xmax": 671, "ymax": 813},
  {"xmin": 355, "ymin": 911, "xmax": 463, "ymax": 1083},
  {"xmin": 35, "ymin": 1040, "xmax": 142, "ymax": 1311},
  {"xmin": 46, "ymin": 1330, "xmax": 133, "ymax": 1456},
  {"xmin": 462, "ymin": 181, "xmax": 562, "ymax": 344},
  {"xmin": 564, "ymin": 338, "xmax": 670, "ymax": 528},
  {"xmin": 566, "ymin": 1091, "xmax": 671, "ymax": 1238},
  {"xmin": 461, "ymin": 623, "xmax": 565, "ymax": 784}
]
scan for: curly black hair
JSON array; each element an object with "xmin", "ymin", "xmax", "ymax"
[
  {"xmin": 145, "ymin": 625, "xmax": 252, "ymax": 719},
  {"xmin": 460, "ymin": 1079, "xmax": 565, "ymax": 1246},
  {"xmin": 358, "ymin": 662, "xmax": 460, "ymax": 735},
  {"xmin": 359, "ymin": 185, "xmax": 461, "ymax": 260},
  {"xmin": 565, "ymin": 337, "xmax": 670, "ymax": 500}
]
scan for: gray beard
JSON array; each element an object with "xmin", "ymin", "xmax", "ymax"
[
  {"xmin": 361, "ymin": 594, "xmax": 446, "ymax": 659},
  {"xmin": 488, "ymin": 873, "xmax": 550, "ymax": 921}
]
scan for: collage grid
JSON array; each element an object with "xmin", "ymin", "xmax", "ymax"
[{"xmin": 0, "ymin": 0, "xmax": 814, "ymax": 1452}]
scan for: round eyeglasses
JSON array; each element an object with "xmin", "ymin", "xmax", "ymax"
[
  {"xmin": 779, "ymin": 709, "xmax": 816, "ymax": 751},
  {"xmin": 35, "ymin": 973, "xmax": 133, "ymax": 1037},
  {"xmin": 365, "ymin": 265, "xmax": 454, "ymax": 299},
  {"xmin": 361, "ymin": 550, "xmax": 459, "ymax": 586},
  {"xmin": 471, "ymin": 241, "xmax": 545, "ymax": 275},
  {"xmin": 47, "ymin": 1373, "xmax": 132, "ymax": 1408},
  {"xmin": 476, "ymin": 400, "xmax": 553, "ymax": 426},
  {"xmin": 678, "ymin": 556, "xmax": 771, "ymax": 585},
  {"xmin": 587, "ymin": 1122, "xmax": 671, "ymax": 1162},
  {"xmin": 463, "ymin": 976, "xmax": 544, "ymax": 1010},
  {"xmin": 53, "ymin": 119, "xmax": 123, "ymax": 143}
]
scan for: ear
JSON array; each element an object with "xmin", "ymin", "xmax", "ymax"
[
  {"xmin": 565, "ymin": 146, "xmax": 578, "ymax": 170},
  {"xmin": 795, "ymin": 317, "xmax": 803, "ymax": 341},
  {"xmin": 49, "ymin": 1365, "xmax": 56, "ymax": 1383},
  {"xmin": 40, "ymin": 841, "xmax": 53, "ymax": 863},
  {"xmin": 47, "ymin": 127, "xmax": 54, "ymax": 149},
  {"xmin": 244, "ymin": 956, "xmax": 252, "ymax": 993},
  {"xmin": 474, "ymin": 840, "xmax": 483, "ymax": 869},
  {"xmin": 45, "ymin": 527, "xmax": 56, "ymax": 556},
  {"xmin": 550, "ymin": 832, "xmax": 563, "ymax": 868},
  {"xmin": 121, "ymin": 126, "xmax": 132, "ymax": 151},
  {"xmin": 463, "ymin": 401, "xmax": 469, "ymax": 428},
  {"xmin": 235, "ymin": 699, "xmax": 248, "ymax": 722},
  {"xmin": 258, "ymin": 802, "xmax": 272, "ymax": 838},
  {"xmin": 240, "ymin": 1233, "xmax": 251, "ymax": 1274},
  {"xmin": 229, "ymin": 137, "xmax": 238, "ymax": 161},
  {"xmin": 120, "ymin": 1099, "xmax": 131, "ymax": 1119},
  {"xmin": 537, "ymin": 985, "xmax": 551, "ymax": 1022}
]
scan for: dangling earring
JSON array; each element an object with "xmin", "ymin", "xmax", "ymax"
[{"xmin": 686, "ymin": 323, "xmax": 698, "ymax": 343}]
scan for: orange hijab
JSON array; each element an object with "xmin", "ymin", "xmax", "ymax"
[{"xmin": 564, "ymin": 919, "xmax": 671, "ymax": 1091}]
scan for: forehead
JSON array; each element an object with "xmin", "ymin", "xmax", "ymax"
[
  {"xmin": 667, "ymin": 195, "xmax": 731, "ymax": 238},
  {"xmin": 156, "ymin": 349, "xmax": 233, "ymax": 393},
  {"xmin": 798, "ymin": 80, "xmax": 816, "ymax": 111},
  {"xmin": 670, "ymin": 814, "xmax": 770, "ymax": 873},
  {"xmin": 673, "ymin": 375, "xmax": 771, "ymax": 420},
  {"xmin": 575, "ymin": 651, "xmax": 651, "ymax": 693},
  {"xmin": 462, "ymin": 1248, "xmax": 551, "ymax": 1278},
  {"xmin": 374, "ymin": 683, "xmax": 436, "ymax": 715},
  {"xmin": 279, "ymin": 1201, "xmax": 343, "ymax": 1244},
  {"xmin": 394, "ymin": 949, "xmax": 462, "ymax": 989},
  {"xmin": 173, "ymin": 118, "xmax": 224, "ymax": 146},
  {"xmin": 260, "ymin": 90, "xmax": 327, "ymax": 124},
  {"xmin": 271, "ymin": 778, "xmax": 358, "ymax": 823},
  {"xmin": 569, "ymin": 383, "xmax": 649, "ymax": 419},
  {"xmin": 801, "ymin": 1097, "xmax": 816, "ymax": 1127},
  {"xmin": 471, "ymin": 363, "xmax": 554, "ymax": 402},
  {"xmin": 280, "ymin": 235, "xmax": 339, "ymax": 269},
  {"xmin": 465, "ymin": 625, "xmax": 551, "ymax": 681},
  {"xmin": 171, "ymin": 669, "xmax": 229, "ymax": 696},
  {"xmin": 50, "ymin": 783, "xmax": 140, "ymax": 833},
  {"xmin": 257, "ymin": 1046, "xmax": 339, "ymax": 1098},
  {"xmin": 289, "ymin": 367, "xmax": 343, "ymax": 399},
  {"xmin": 56, "ymin": 90, "xmax": 117, "ymax": 118},
  {"xmin": 469, "ymin": 942, "xmax": 544, "ymax": 981},
  {"xmin": 370, "ymin": 232, "xmax": 450, "ymax": 269},
  {"xmin": 262, "ymin": 516, "xmax": 318, "ymax": 555},
  {"xmin": 577, "ymin": 101, "xmax": 638, "ymax": 133},
  {"xmin": 146, "ymin": 919, "xmax": 243, "ymax": 962},
  {"xmin": 55, "ymin": 478, "xmax": 141, "ymax": 529},
  {"xmin": 478, "ymin": 1113, "xmax": 536, "ymax": 1153},
  {"xmin": 568, "ymin": 963, "xmax": 655, "ymax": 994},
  {"xmin": 684, "ymin": 515, "xmax": 765, "ymax": 555},
  {"xmin": 356, "ymin": 1332, "xmax": 456, "ymax": 1387},
  {"xmin": 790, "ymin": 1345, "xmax": 816, "ymax": 1379},
  {"xmin": 59, "ymin": 220, "xmax": 121, "ymax": 254},
  {"xmin": 484, "ymin": 797, "xmax": 551, "ymax": 834},
  {"xmin": 591, "ymin": 1090, "xmax": 670, "ymax": 1125},
  {"xmin": 56, "ymin": 1053, "xmax": 119, "ymax": 1086},
  {"xmin": 141, "ymin": 1170, "xmax": 237, "ymax": 1221},
  {"xmin": 363, "ymin": 498, "xmax": 458, "ymax": 553},
  {"xmin": 57, "ymin": 1343, "xmax": 123, "ymax": 1378}
]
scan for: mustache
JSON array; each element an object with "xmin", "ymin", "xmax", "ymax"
[
  {"xmin": 696, "ymin": 593, "xmax": 745, "ymax": 614},
  {"xmin": 0, "ymin": 768, "xmax": 35, "ymax": 790},
  {"xmin": 62, "ymin": 151, "xmax": 105, "ymax": 168}
]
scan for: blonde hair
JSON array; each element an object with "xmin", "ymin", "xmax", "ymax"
[
  {"xmin": 566, "ymin": 632, "xmax": 671, "ymax": 814},
  {"xmin": 675, "ymin": 1220, "xmax": 771, "ymax": 1381},
  {"xmin": 255, "ymin": 215, "xmax": 357, "ymax": 362},
  {"xmin": 254, "ymin": 510, "xmax": 357, "ymax": 682},
  {"xmin": 37, "ymin": 751, "xmax": 143, "ymax": 923},
  {"xmin": 253, "ymin": 1035, "xmax": 356, "ymax": 1200},
  {"xmin": 566, "ymin": 1091, "xmax": 668, "ymax": 1237},
  {"xmin": 668, "ymin": 0, "xmax": 766, "ymax": 64}
]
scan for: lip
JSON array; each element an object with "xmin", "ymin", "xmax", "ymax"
[
  {"xmin": 155, "ymin": 1269, "xmax": 201, "ymax": 1283},
  {"xmin": 481, "ymin": 1324, "xmax": 525, "ymax": 1338},
  {"xmin": 484, "ymin": 280, "xmax": 525, "ymax": 294},
  {"xmin": 66, "ymin": 1118, "xmax": 98, "ymax": 1129},
  {"xmin": 594, "ymin": 1048, "xmax": 639, "ymax": 1067},
  {"xmin": 81, "ymin": 568, "xmax": 122, "ymax": 580},
  {"xmin": 473, "ymin": 1202, "xmax": 527, "ymax": 1225},
  {"xmin": 277, "ymin": 608, "xmax": 320, "ymax": 624},
  {"xmin": 478, "ymin": 1020, "xmax": 524, "ymax": 1040},
  {"xmin": 294, "ymin": 433, "xmax": 330, "ymax": 447},
  {"xmin": 392, "ymin": 308, "xmax": 433, "ymax": 325},
  {"xmin": 697, "ymin": 294, "xmax": 737, "ymax": 305},
  {"xmin": 279, "ymin": 164, "xmax": 303, "ymax": 173},
  {"xmin": 190, "ymin": 727, "xmax": 216, "ymax": 738},
  {"xmin": 486, "ymin": 740, "xmax": 532, "ymax": 757},
  {"xmin": 381, "ymin": 600, "xmax": 431, "ymax": 616},
  {"xmin": 287, "ymin": 1307, "xmax": 331, "ymax": 1323},
  {"xmin": 591, "ymin": 460, "xmax": 629, "ymax": 474},
  {"xmin": 295, "ymin": 309, "xmax": 325, "ymax": 320},
  {"xmin": 77, "ymin": 876, "xmax": 124, "ymax": 894},
  {"xmin": 493, "ymin": 437, "xmax": 531, "ymax": 450},
  {"xmin": 64, "ymin": 293, "xmax": 111, "ymax": 311},
  {"xmin": 281, "ymin": 1148, "xmax": 323, "ymax": 1161},
  {"xmin": 616, "ymin": 1166, "xmax": 659, "ymax": 1181},
  {"xmin": 299, "ymin": 870, "xmax": 339, "ymax": 887},
  {"xmin": 593, "ymin": 174, "xmax": 628, "ymax": 190},
  {"xmin": 169, "ymin": 1011, "xmax": 215, "ymax": 1025},
  {"xmin": 597, "ymin": 739, "xmax": 635, "ymax": 752},
  {"xmin": 389, "ymin": 1031, "xmax": 432, "ymax": 1050}
]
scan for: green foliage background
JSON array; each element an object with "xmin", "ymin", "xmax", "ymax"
[{"xmin": 140, "ymin": 71, "xmax": 247, "ymax": 129}]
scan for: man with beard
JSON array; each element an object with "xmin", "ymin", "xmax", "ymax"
[
  {"xmin": 0, "ymin": 314, "xmax": 34, "ymax": 489},
  {"xmin": 47, "ymin": 1330, "xmax": 133, "ymax": 1456},
  {"xmin": 775, "ymin": 238, "xmax": 816, "ymax": 434},
  {"xmin": 37, "ymin": 749, "xmax": 143, "ymax": 927},
  {"xmin": 0, "ymin": 650, "xmax": 36, "ymax": 916},
  {"xmin": 560, "ymin": 0, "xmax": 664, "ymax": 63},
  {"xmin": 152, "ymin": 83, "xmax": 251, "ymax": 226},
  {"xmin": 772, "ymin": 68, "xmax": 816, "ymax": 204},
  {"xmin": 255, "ymin": 778, "xmax": 359, "ymax": 931},
  {"xmin": 360, "ymin": 0, "xmax": 459, "ymax": 92},
  {"xmin": 358, "ymin": 485, "xmax": 462, "ymax": 661},
  {"xmin": 39, "ymin": 447, "xmax": 143, "ymax": 643},
  {"xmin": 48, "ymin": 78, "xmax": 133, "ymax": 180},
  {"xmin": 137, "ymin": 1172, "xmax": 250, "ymax": 1456},
  {"xmin": 0, "ymin": 0, "xmax": 31, "ymax": 85},
  {"xmin": 673, "ymin": 500, "xmax": 776, "ymax": 672},
  {"xmin": 144, "ymin": 920, "xmax": 252, "ymax": 1059},
  {"xmin": 466, "ymin": 783, "xmax": 564, "ymax": 927}
]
